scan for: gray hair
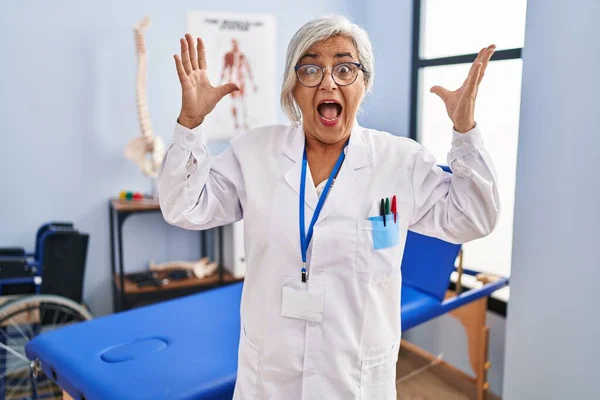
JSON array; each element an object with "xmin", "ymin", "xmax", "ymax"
[{"xmin": 281, "ymin": 15, "xmax": 374, "ymax": 125}]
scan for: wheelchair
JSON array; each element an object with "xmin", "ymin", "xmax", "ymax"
[{"xmin": 0, "ymin": 222, "xmax": 92, "ymax": 399}]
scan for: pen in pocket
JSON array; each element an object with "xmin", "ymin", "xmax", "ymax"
[{"xmin": 380, "ymin": 198, "xmax": 386, "ymax": 227}]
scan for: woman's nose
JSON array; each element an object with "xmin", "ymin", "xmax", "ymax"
[{"xmin": 319, "ymin": 69, "xmax": 337, "ymax": 90}]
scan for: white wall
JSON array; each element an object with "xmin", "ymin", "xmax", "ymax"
[
  {"xmin": 0, "ymin": 0, "xmax": 414, "ymax": 317},
  {"xmin": 503, "ymin": 0, "xmax": 600, "ymax": 398},
  {"xmin": 358, "ymin": 0, "xmax": 413, "ymax": 136},
  {"xmin": 0, "ymin": 0, "xmax": 362, "ymax": 316}
]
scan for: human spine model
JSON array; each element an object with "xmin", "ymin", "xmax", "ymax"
[{"xmin": 125, "ymin": 16, "xmax": 165, "ymax": 179}]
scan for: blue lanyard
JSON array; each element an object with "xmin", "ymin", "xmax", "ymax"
[{"xmin": 299, "ymin": 143, "xmax": 347, "ymax": 282}]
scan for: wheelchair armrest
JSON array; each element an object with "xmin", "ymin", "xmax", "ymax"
[
  {"xmin": 0, "ymin": 251, "xmax": 36, "ymax": 279},
  {"xmin": 0, "ymin": 247, "xmax": 26, "ymax": 257}
]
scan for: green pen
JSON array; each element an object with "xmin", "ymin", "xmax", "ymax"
[{"xmin": 385, "ymin": 197, "xmax": 390, "ymax": 215}]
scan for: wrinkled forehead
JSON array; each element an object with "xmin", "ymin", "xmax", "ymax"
[{"xmin": 298, "ymin": 36, "xmax": 358, "ymax": 64}]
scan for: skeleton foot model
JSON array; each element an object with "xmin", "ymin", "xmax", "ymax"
[{"xmin": 149, "ymin": 257, "xmax": 220, "ymax": 279}]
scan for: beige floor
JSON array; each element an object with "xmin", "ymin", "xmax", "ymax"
[{"xmin": 396, "ymin": 346, "xmax": 501, "ymax": 400}]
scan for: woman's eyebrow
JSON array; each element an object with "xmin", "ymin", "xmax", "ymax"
[
  {"xmin": 298, "ymin": 51, "xmax": 354, "ymax": 63},
  {"xmin": 300, "ymin": 52, "xmax": 319, "ymax": 60}
]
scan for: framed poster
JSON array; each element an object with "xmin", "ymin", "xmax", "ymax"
[{"xmin": 186, "ymin": 11, "xmax": 277, "ymax": 140}]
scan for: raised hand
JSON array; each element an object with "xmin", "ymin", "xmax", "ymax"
[
  {"xmin": 430, "ymin": 44, "xmax": 496, "ymax": 133},
  {"xmin": 174, "ymin": 34, "xmax": 239, "ymax": 129}
]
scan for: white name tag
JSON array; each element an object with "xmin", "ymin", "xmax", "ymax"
[{"xmin": 280, "ymin": 277, "xmax": 325, "ymax": 323}]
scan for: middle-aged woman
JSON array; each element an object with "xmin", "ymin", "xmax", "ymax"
[{"xmin": 158, "ymin": 14, "xmax": 499, "ymax": 400}]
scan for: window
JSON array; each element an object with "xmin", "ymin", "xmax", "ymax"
[{"xmin": 410, "ymin": 0, "xmax": 527, "ymax": 285}]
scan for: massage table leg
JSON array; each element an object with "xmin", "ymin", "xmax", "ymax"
[
  {"xmin": 398, "ymin": 290, "xmax": 492, "ymax": 399},
  {"xmin": 446, "ymin": 291, "xmax": 490, "ymax": 400}
]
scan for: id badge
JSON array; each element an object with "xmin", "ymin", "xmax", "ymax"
[{"xmin": 280, "ymin": 277, "xmax": 325, "ymax": 323}]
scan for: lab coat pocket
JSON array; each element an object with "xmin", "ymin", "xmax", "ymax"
[
  {"xmin": 369, "ymin": 215, "xmax": 400, "ymax": 249},
  {"xmin": 234, "ymin": 325, "xmax": 261, "ymax": 399},
  {"xmin": 356, "ymin": 216, "xmax": 403, "ymax": 283},
  {"xmin": 360, "ymin": 344, "xmax": 398, "ymax": 400}
]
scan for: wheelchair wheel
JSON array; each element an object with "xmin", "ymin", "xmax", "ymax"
[{"xmin": 0, "ymin": 294, "xmax": 92, "ymax": 400}]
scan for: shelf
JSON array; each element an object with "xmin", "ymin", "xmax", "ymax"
[
  {"xmin": 109, "ymin": 197, "xmax": 232, "ymax": 312},
  {"xmin": 114, "ymin": 269, "xmax": 243, "ymax": 295},
  {"xmin": 111, "ymin": 198, "xmax": 160, "ymax": 212}
]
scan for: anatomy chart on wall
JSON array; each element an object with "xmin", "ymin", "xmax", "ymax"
[{"xmin": 187, "ymin": 11, "xmax": 277, "ymax": 140}]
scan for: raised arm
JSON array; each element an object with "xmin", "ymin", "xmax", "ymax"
[
  {"xmin": 409, "ymin": 126, "xmax": 500, "ymax": 243},
  {"xmin": 409, "ymin": 44, "xmax": 500, "ymax": 243},
  {"xmin": 158, "ymin": 34, "xmax": 243, "ymax": 230}
]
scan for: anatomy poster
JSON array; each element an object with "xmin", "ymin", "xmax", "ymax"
[{"xmin": 186, "ymin": 11, "xmax": 277, "ymax": 140}]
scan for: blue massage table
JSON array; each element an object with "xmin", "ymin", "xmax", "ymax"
[{"xmin": 24, "ymin": 229, "xmax": 508, "ymax": 400}]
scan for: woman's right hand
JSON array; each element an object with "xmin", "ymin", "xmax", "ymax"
[{"xmin": 174, "ymin": 34, "xmax": 239, "ymax": 129}]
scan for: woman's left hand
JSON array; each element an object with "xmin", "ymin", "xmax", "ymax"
[{"xmin": 430, "ymin": 44, "xmax": 496, "ymax": 133}]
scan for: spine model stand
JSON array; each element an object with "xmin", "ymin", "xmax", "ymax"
[{"xmin": 125, "ymin": 16, "xmax": 165, "ymax": 180}]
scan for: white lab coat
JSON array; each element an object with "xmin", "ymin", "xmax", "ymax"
[{"xmin": 157, "ymin": 121, "xmax": 499, "ymax": 400}]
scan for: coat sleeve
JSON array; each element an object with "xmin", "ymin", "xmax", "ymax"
[
  {"xmin": 408, "ymin": 124, "xmax": 500, "ymax": 244},
  {"xmin": 157, "ymin": 122, "xmax": 245, "ymax": 230}
]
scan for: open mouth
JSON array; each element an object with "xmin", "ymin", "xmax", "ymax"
[{"xmin": 317, "ymin": 100, "xmax": 343, "ymax": 126}]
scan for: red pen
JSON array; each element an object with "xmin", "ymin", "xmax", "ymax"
[{"xmin": 391, "ymin": 195, "xmax": 397, "ymax": 223}]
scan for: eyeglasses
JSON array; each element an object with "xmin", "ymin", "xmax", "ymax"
[{"xmin": 294, "ymin": 62, "xmax": 363, "ymax": 88}]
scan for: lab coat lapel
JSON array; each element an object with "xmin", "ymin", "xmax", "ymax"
[
  {"xmin": 283, "ymin": 126, "xmax": 319, "ymax": 210},
  {"xmin": 316, "ymin": 126, "xmax": 372, "ymax": 223}
]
